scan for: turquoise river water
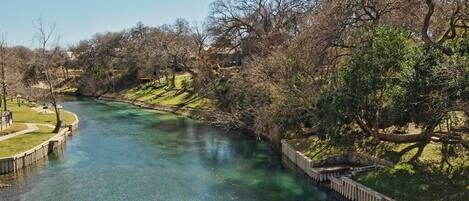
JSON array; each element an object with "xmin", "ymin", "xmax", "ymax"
[{"xmin": 0, "ymin": 99, "xmax": 336, "ymax": 201}]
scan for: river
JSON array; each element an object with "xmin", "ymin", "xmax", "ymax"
[{"xmin": 0, "ymin": 99, "xmax": 335, "ymax": 201}]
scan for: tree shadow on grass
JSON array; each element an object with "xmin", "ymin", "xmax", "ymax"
[
  {"xmin": 380, "ymin": 142, "xmax": 428, "ymax": 164},
  {"xmin": 357, "ymin": 163, "xmax": 468, "ymax": 201}
]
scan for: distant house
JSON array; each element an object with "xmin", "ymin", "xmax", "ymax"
[{"xmin": 205, "ymin": 47, "xmax": 242, "ymax": 68}]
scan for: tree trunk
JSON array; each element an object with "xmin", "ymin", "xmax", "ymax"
[
  {"xmin": 52, "ymin": 102, "xmax": 62, "ymax": 133},
  {"xmin": 356, "ymin": 117, "xmax": 440, "ymax": 143},
  {"xmin": 171, "ymin": 67, "xmax": 176, "ymax": 88},
  {"xmin": 45, "ymin": 69, "xmax": 62, "ymax": 133},
  {"xmin": 65, "ymin": 67, "xmax": 70, "ymax": 80},
  {"xmin": 164, "ymin": 71, "xmax": 169, "ymax": 86},
  {"xmin": 1, "ymin": 59, "xmax": 7, "ymax": 112},
  {"xmin": 61, "ymin": 67, "xmax": 68, "ymax": 80}
]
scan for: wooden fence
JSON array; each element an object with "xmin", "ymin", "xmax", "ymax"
[
  {"xmin": 330, "ymin": 176, "xmax": 395, "ymax": 201},
  {"xmin": 280, "ymin": 139, "xmax": 395, "ymax": 201},
  {"xmin": 281, "ymin": 140, "xmax": 346, "ymax": 182}
]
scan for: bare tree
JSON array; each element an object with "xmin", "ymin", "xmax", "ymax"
[
  {"xmin": 0, "ymin": 35, "xmax": 8, "ymax": 112},
  {"xmin": 160, "ymin": 19, "xmax": 195, "ymax": 88},
  {"xmin": 191, "ymin": 21, "xmax": 209, "ymax": 57},
  {"xmin": 34, "ymin": 19, "xmax": 62, "ymax": 133}
]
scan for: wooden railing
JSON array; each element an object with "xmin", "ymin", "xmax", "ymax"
[
  {"xmin": 281, "ymin": 139, "xmax": 395, "ymax": 201},
  {"xmin": 281, "ymin": 140, "xmax": 346, "ymax": 182}
]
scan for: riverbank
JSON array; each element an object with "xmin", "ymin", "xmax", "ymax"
[
  {"xmin": 281, "ymin": 139, "xmax": 396, "ymax": 201},
  {"xmin": 85, "ymin": 74, "xmax": 468, "ymax": 201},
  {"xmin": 286, "ymin": 134, "xmax": 468, "ymax": 201},
  {"xmin": 96, "ymin": 80, "xmax": 399, "ymax": 201},
  {"xmin": 99, "ymin": 75, "xmax": 214, "ymax": 121},
  {"xmin": 0, "ymin": 99, "xmax": 332, "ymax": 201},
  {"xmin": 98, "ymin": 87, "xmax": 468, "ymax": 201},
  {"xmin": 96, "ymin": 88, "xmax": 396, "ymax": 201},
  {"xmin": 98, "ymin": 95, "xmax": 211, "ymax": 120},
  {"xmin": 0, "ymin": 101, "xmax": 79, "ymax": 175}
]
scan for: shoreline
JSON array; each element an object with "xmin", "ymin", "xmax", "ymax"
[
  {"xmin": 98, "ymin": 94, "xmax": 211, "ymax": 121},
  {"xmin": 97, "ymin": 95, "xmax": 396, "ymax": 201},
  {"xmin": 0, "ymin": 110, "xmax": 79, "ymax": 176}
]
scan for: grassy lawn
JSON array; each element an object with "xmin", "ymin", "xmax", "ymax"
[
  {"xmin": 0, "ymin": 125, "xmax": 55, "ymax": 158},
  {"xmin": 116, "ymin": 74, "xmax": 214, "ymax": 110},
  {"xmin": 7, "ymin": 101, "xmax": 76, "ymax": 125},
  {"xmin": 289, "ymin": 134, "xmax": 468, "ymax": 201},
  {"xmin": 0, "ymin": 123, "xmax": 28, "ymax": 136},
  {"xmin": 0, "ymin": 100, "xmax": 77, "ymax": 158},
  {"xmin": 356, "ymin": 141, "xmax": 468, "ymax": 201},
  {"xmin": 357, "ymin": 163, "xmax": 468, "ymax": 201}
]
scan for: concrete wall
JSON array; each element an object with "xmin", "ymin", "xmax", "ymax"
[{"xmin": 64, "ymin": 111, "xmax": 80, "ymax": 133}]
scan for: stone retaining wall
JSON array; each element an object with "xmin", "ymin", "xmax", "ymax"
[
  {"xmin": 0, "ymin": 112, "xmax": 79, "ymax": 175},
  {"xmin": 64, "ymin": 111, "xmax": 80, "ymax": 132},
  {"xmin": 280, "ymin": 139, "xmax": 395, "ymax": 201}
]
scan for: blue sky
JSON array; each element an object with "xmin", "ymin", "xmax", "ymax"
[{"xmin": 0, "ymin": 0, "xmax": 214, "ymax": 48}]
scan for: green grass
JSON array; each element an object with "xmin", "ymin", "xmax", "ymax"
[
  {"xmin": 356, "ymin": 141, "xmax": 469, "ymax": 201},
  {"xmin": 0, "ymin": 100, "xmax": 77, "ymax": 158},
  {"xmin": 0, "ymin": 123, "xmax": 28, "ymax": 136},
  {"xmin": 0, "ymin": 125, "xmax": 55, "ymax": 158},
  {"xmin": 289, "ymin": 133, "xmax": 468, "ymax": 201},
  {"xmin": 57, "ymin": 87, "xmax": 78, "ymax": 95},
  {"xmin": 288, "ymin": 136, "xmax": 344, "ymax": 161},
  {"xmin": 8, "ymin": 101, "xmax": 76, "ymax": 125},
  {"xmin": 114, "ymin": 74, "xmax": 215, "ymax": 110},
  {"xmin": 357, "ymin": 163, "xmax": 468, "ymax": 201},
  {"xmin": 376, "ymin": 142, "xmax": 443, "ymax": 164}
]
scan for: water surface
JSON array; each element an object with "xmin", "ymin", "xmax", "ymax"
[{"xmin": 0, "ymin": 99, "xmax": 332, "ymax": 201}]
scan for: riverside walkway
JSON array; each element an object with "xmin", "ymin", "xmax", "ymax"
[{"xmin": 0, "ymin": 123, "xmax": 38, "ymax": 142}]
